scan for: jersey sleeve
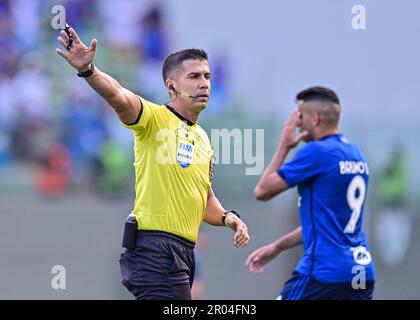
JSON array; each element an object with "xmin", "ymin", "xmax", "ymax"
[
  {"xmin": 277, "ymin": 142, "xmax": 325, "ymax": 188},
  {"xmin": 120, "ymin": 96, "xmax": 158, "ymax": 140}
]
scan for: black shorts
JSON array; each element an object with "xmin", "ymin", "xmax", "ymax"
[
  {"xmin": 119, "ymin": 230, "xmax": 195, "ymax": 300},
  {"xmin": 279, "ymin": 272, "xmax": 375, "ymax": 300}
]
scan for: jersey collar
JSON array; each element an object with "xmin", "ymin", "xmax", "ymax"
[
  {"xmin": 319, "ymin": 133, "xmax": 343, "ymax": 141},
  {"xmin": 165, "ymin": 104, "xmax": 196, "ymax": 126}
]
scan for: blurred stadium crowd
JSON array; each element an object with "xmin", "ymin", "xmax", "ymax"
[{"xmin": 0, "ymin": 0, "xmax": 231, "ymax": 198}]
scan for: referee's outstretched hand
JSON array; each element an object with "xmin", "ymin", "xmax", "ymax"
[
  {"xmin": 280, "ymin": 106, "xmax": 308, "ymax": 150},
  {"xmin": 224, "ymin": 214, "xmax": 250, "ymax": 247},
  {"xmin": 56, "ymin": 26, "xmax": 97, "ymax": 72}
]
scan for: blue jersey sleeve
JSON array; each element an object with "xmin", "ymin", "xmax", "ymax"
[{"xmin": 277, "ymin": 142, "xmax": 324, "ymax": 188}]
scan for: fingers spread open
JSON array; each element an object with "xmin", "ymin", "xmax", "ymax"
[
  {"xmin": 57, "ymin": 36, "xmax": 69, "ymax": 50},
  {"xmin": 60, "ymin": 30, "xmax": 69, "ymax": 42},
  {"xmin": 69, "ymin": 27, "xmax": 81, "ymax": 44},
  {"xmin": 55, "ymin": 48, "xmax": 68, "ymax": 59}
]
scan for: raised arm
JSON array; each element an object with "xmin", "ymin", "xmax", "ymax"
[
  {"xmin": 55, "ymin": 26, "xmax": 141, "ymax": 124},
  {"xmin": 254, "ymin": 108, "xmax": 308, "ymax": 201}
]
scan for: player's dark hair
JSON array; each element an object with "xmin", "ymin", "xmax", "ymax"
[
  {"xmin": 296, "ymin": 87, "xmax": 340, "ymax": 105},
  {"xmin": 162, "ymin": 48, "xmax": 208, "ymax": 82}
]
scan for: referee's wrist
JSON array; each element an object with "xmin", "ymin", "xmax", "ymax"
[
  {"xmin": 77, "ymin": 63, "xmax": 91, "ymax": 73},
  {"xmin": 77, "ymin": 63, "xmax": 95, "ymax": 77},
  {"xmin": 222, "ymin": 210, "xmax": 240, "ymax": 226}
]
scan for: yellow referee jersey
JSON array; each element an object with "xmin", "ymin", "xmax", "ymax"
[{"xmin": 122, "ymin": 96, "xmax": 214, "ymax": 243}]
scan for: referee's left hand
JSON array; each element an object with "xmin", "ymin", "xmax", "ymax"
[{"xmin": 224, "ymin": 214, "xmax": 250, "ymax": 247}]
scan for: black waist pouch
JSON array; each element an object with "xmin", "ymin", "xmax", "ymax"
[{"xmin": 122, "ymin": 215, "xmax": 138, "ymax": 250}]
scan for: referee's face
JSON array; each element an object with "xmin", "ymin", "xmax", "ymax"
[{"xmin": 175, "ymin": 59, "xmax": 211, "ymax": 112}]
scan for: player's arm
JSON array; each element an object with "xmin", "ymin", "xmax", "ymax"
[
  {"xmin": 254, "ymin": 108, "xmax": 308, "ymax": 201},
  {"xmin": 245, "ymin": 226, "xmax": 302, "ymax": 274},
  {"xmin": 55, "ymin": 26, "xmax": 141, "ymax": 125},
  {"xmin": 254, "ymin": 146, "xmax": 290, "ymax": 201},
  {"xmin": 204, "ymin": 188, "xmax": 250, "ymax": 247}
]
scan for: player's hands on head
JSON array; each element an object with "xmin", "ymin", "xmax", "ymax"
[
  {"xmin": 245, "ymin": 243, "xmax": 279, "ymax": 274},
  {"xmin": 280, "ymin": 106, "xmax": 308, "ymax": 150},
  {"xmin": 224, "ymin": 213, "xmax": 250, "ymax": 247},
  {"xmin": 56, "ymin": 27, "xmax": 97, "ymax": 72}
]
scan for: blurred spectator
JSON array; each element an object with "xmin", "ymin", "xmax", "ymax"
[
  {"xmin": 378, "ymin": 144, "xmax": 408, "ymax": 207},
  {"xmin": 374, "ymin": 143, "xmax": 411, "ymax": 267},
  {"xmin": 12, "ymin": 57, "xmax": 51, "ymax": 161},
  {"xmin": 53, "ymin": 0, "xmax": 92, "ymax": 32},
  {"xmin": 140, "ymin": 4, "xmax": 168, "ymax": 63},
  {"xmin": 101, "ymin": 101, "xmax": 134, "ymax": 150},
  {"xmin": 206, "ymin": 53, "xmax": 231, "ymax": 115},
  {"xmin": 0, "ymin": 0, "xmax": 17, "ymax": 76},
  {"xmin": 60, "ymin": 91, "xmax": 107, "ymax": 188},
  {"xmin": 0, "ymin": 74, "xmax": 17, "ymax": 168},
  {"xmin": 137, "ymin": 4, "xmax": 169, "ymax": 100},
  {"xmin": 97, "ymin": 0, "xmax": 143, "ymax": 52},
  {"xmin": 0, "ymin": 132, "xmax": 11, "ymax": 169},
  {"xmin": 13, "ymin": 56, "xmax": 50, "ymax": 124},
  {"xmin": 94, "ymin": 139, "xmax": 131, "ymax": 197},
  {"xmin": 33, "ymin": 143, "xmax": 71, "ymax": 198},
  {"xmin": 0, "ymin": 74, "xmax": 18, "ymax": 129},
  {"xmin": 10, "ymin": 0, "xmax": 42, "ymax": 51}
]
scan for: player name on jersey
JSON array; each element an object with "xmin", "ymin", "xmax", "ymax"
[{"xmin": 339, "ymin": 161, "xmax": 369, "ymax": 175}]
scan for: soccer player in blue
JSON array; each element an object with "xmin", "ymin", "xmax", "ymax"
[{"xmin": 246, "ymin": 87, "xmax": 375, "ymax": 300}]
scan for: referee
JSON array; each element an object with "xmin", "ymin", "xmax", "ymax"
[{"xmin": 56, "ymin": 27, "xmax": 250, "ymax": 300}]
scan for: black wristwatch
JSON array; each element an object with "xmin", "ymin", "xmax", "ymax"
[
  {"xmin": 77, "ymin": 63, "xmax": 95, "ymax": 78},
  {"xmin": 222, "ymin": 210, "xmax": 240, "ymax": 226}
]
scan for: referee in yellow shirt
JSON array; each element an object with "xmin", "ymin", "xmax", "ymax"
[{"xmin": 56, "ymin": 26, "xmax": 250, "ymax": 300}]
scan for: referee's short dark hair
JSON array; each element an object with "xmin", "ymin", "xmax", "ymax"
[
  {"xmin": 296, "ymin": 86, "xmax": 340, "ymax": 105},
  {"xmin": 162, "ymin": 49, "xmax": 208, "ymax": 82}
]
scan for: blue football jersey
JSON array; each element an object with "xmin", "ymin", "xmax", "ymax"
[{"xmin": 278, "ymin": 133, "xmax": 375, "ymax": 283}]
